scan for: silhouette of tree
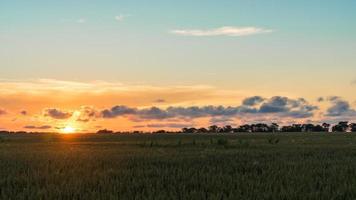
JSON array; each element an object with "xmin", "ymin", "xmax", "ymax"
[
  {"xmin": 208, "ymin": 125, "xmax": 219, "ymax": 133},
  {"xmin": 97, "ymin": 129, "xmax": 114, "ymax": 134},
  {"xmin": 222, "ymin": 125, "xmax": 233, "ymax": 133},
  {"xmin": 270, "ymin": 123, "xmax": 279, "ymax": 133},
  {"xmin": 322, "ymin": 123, "xmax": 330, "ymax": 132},
  {"xmin": 197, "ymin": 127, "xmax": 208, "ymax": 133},
  {"xmin": 349, "ymin": 123, "xmax": 356, "ymax": 132},
  {"xmin": 332, "ymin": 122, "xmax": 349, "ymax": 132}
]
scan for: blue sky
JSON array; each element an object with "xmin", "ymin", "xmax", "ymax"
[
  {"xmin": 0, "ymin": 0, "xmax": 355, "ymax": 93},
  {"xmin": 1, "ymin": 0, "xmax": 356, "ymax": 131}
]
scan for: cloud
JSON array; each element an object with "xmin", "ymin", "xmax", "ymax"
[
  {"xmin": 0, "ymin": 79, "xmax": 220, "ymax": 112},
  {"xmin": 171, "ymin": 26, "xmax": 273, "ymax": 37},
  {"xmin": 100, "ymin": 96, "xmax": 317, "ymax": 121},
  {"xmin": 24, "ymin": 125, "xmax": 51, "ymax": 130},
  {"xmin": 326, "ymin": 97, "xmax": 356, "ymax": 117},
  {"xmin": 76, "ymin": 106, "xmax": 99, "ymax": 122},
  {"xmin": 20, "ymin": 110, "xmax": 27, "ymax": 115},
  {"xmin": 258, "ymin": 97, "xmax": 317, "ymax": 118},
  {"xmin": 44, "ymin": 108, "xmax": 73, "ymax": 120},
  {"xmin": 0, "ymin": 109, "xmax": 6, "ymax": 116},
  {"xmin": 209, "ymin": 116, "xmax": 235, "ymax": 125},
  {"xmin": 146, "ymin": 123, "xmax": 193, "ymax": 128},
  {"xmin": 242, "ymin": 96, "xmax": 265, "ymax": 106},
  {"xmin": 154, "ymin": 99, "xmax": 166, "ymax": 103},
  {"xmin": 352, "ymin": 79, "xmax": 356, "ymax": 85},
  {"xmin": 102, "ymin": 106, "xmax": 136, "ymax": 118},
  {"xmin": 317, "ymin": 97, "xmax": 324, "ymax": 102},
  {"xmin": 115, "ymin": 14, "xmax": 130, "ymax": 22},
  {"xmin": 77, "ymin": 18, "xmax": 86, "ymax": 23}
]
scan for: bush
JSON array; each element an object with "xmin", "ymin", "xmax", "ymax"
[{"xmin": 0, "ymin": 136, "xmax": 4, "ymax": 143}]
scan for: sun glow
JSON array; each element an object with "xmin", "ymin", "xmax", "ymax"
[{"xmin": 61, "ymin": 126, "xmax": 76, "ymax": 134}]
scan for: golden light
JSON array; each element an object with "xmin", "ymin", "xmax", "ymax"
[{"xmin": 61, "ymin": 126, "xmax": 76, "ymax": 134}]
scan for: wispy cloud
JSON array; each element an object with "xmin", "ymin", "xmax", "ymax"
[
  {"xmin": 115, "ymin": 14, "xmax": 130, "ymax": 22},
  {"xmin": 24, "ymin": 125, "xmax": 52, "ymax": 130},
  {"xmin": 352, "ymin": 79, "xmax": 356, "ymax": 85},
  {"xmin": 171, "ymin": 26, "xmax": 273, "ymax": 37},
  {"xmin": 0, "ymin": 109, "xmax": 7, "ymax": 116},
  {"xmin": 77, "ymin": 18, "xmax": 86, "ymax": 23}
]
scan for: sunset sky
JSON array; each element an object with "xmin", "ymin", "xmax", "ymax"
[{"xmin": 1, "ymin": 0, "xmax": 356, "ymax": 132}]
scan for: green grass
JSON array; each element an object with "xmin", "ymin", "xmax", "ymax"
[{"xmin": 1, "ymin": 133, "xmax": 356, "ymax": 199}]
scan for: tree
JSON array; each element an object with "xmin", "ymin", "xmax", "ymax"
[
  {"xmin": 208, "ymin": 125, "xmax": 219, "ymax": 133},
  {"xmin": 270, "ymin": 123, "xmax": 279, "ymax": 133},
  {"xmin": 222, "ymin": 125, "xmax": 233, "ymax": 133},
  {"xmin": 349, "ymin": 123, "xmax": 356, "ymax": 132},
  {"xmin": 281, "ymin": 124, "xmax": 302, "ymax": 132},
  {"xmin": 332, "ymin": 122, "xmax": 349, "ymax": 132},
  {"xmin": 182, "ymin": 127, "xmax": 197, "ymax": 133},
  {"xmin": 302, "ymin": 124, "xmax": 315, "ymax": 132},
  {"xmin": 197, "ymin": 127, "xmax": 208, "ymax": 133},
  {"xmin": 96, "ymin": 129, "xmax": 114, "ymax": 134},
  {"xmin": 238, "ymin": 124, "xmax": 252, "ymax": 132},
  {"xmin": 251, "ymin": 123, "xmax": 270, "ymax": 132},
  {"xmin": 154, "ymin": 130, "xmax": 167, "ymax": 134},
  {"xmin": 312, "ymin": 125, "xmax": 324, "ymax": 132},
  {"xmin": 322, "ymin": 123, "xmax": 330, "ymax": 132}
]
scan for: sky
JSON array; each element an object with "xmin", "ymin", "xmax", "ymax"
[{"xmin": 0, "ymin": 0, "xmax": 356, "ymax": 132}]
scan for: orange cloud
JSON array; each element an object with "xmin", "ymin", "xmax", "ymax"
[{"xmin": 0, "ymin": 79, "xmax": 354, "ymax": 132}]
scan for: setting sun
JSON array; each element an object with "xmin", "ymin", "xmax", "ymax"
[{"xmin": 61, "ymin": 126, "xmax": 76, "ymax": 134}]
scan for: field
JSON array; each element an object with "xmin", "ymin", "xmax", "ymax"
[{"xmin": 1, "ymin": 133, "xmax": 356, "ymax": 199}]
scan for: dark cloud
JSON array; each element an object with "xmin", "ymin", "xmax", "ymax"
[
  {"xmin": 44, "ymin": 108, "xmax": 72, "ymax": 119},
  {"xmin": 326, "ymin": 97, "xmax": 356, "ymax": 117},
  {"xmin": 101, "ymin": 106, "xmax": 136, "ymax": 118},
  {"xmin": 146, "ymin": 123, "xmax": 193, "ymax": 128},
  {"xmin": 242, "ymin": 96, "xmax": 265, "ymax": 106},
  {"xmin": 258, "ymin": 96, "xmax": 317, "ymax": 118},
  {"xmin": 317, "ymin": 97, "xmax": 324, "ymax": 102},
  {"xmin": 154, "ymin": 99, "xmax": 166, "ymax": 103},
  {"xmin": 132, "ymin": 125, "xmax": 146, "ymax": 128},
  {"xmin": 100, "ymin": 96, "xmax": 317, "ymax": 121},
  {"xmin": 20, "ymin": 110, "xmax": 27, "ymax": 115},
  {"xmin": 76, "ymin": 106, "xmax": 98, "ymax": 122},
  {"xmin": 24, "ymin": 125, "xmax": 52, "ymax": 130},
  {"xmin": 0, "ymin": 109, "xmax": 7, "ymax": 115},
  {"xmin": 209, "ymin": 116, "xmax": 235, "ymax": 125},
  {"xmin": 138, "ymin": 107, "xmax": 173, "ymax": 119}
]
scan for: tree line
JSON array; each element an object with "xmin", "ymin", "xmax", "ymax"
[
  {"xmin": 0, "ymin": 121, "xmax": 355, "ymax": 135},
  {"xmin": 96, "ymin": 121, "xmax": 356, "ymax": 134},
  {"xmin": 176, "ymin": 122, "xmax": 355, "ymax": 134}
]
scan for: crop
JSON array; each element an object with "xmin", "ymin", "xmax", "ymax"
[{"xmin": 1, "ymin": 133, "xmax": 356, "ymax": 199}]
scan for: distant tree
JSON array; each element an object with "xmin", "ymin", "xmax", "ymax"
[
  {"xmin": 349, "ymin": 123, "xmax": 356, "ymax": 132},
  {"xmin": 182, "ymin": 127, "xmax": 189, "ymax": 133},
  {"xmin": 154, "ymin": 130, "xmax": 166, "ymax": 134},
  {"xmin": 222, "ymin": 125, "xmax": 233, "ymax": 133},
  {"xmin": 197, "ymin": 127, "xmax": 208, "ymax": 133},
  {"xmin": 182, "ymin": 127, "xmax": 197, "ymax": 133},
  {"xmin": 332, "ymin": 122, "xmax": 349, "ymax": 132},
  {"xmin": 208, "ymin": 125, "xmax": 219, "ymax": 133},
  {"xmin": 251, "ymin": 123, "xmax": 270, "ymax": 132},
  {"xmin": 97, "ymin": 129, "xmax": 114, "ymax": 134},
  {"xmin": 270, "ymin": 123, "xmax": 279, "ymax": 133},
  {"xmin": 281, "ymin": 124, "xmax": 302, "ymax": 132},
  {"xmin": 312, "ymin": 125, "xmax": 325, "ymax": 132},
  {"xmin": 302, "ymin": 124, "xmax": 315, "ymax": 132},
  {"xmin": 238, "ymin": 124, "xmax": 252, "ymax": 132},
  {"xmin": 322, "ymin": 123, "xmax": 331, "ymax": 132}
]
